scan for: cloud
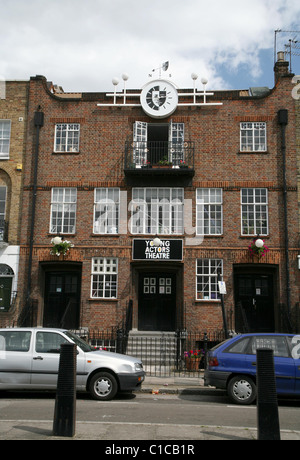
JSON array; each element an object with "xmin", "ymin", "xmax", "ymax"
[{"xmin": 0, "ymin": 0, "xmax": 299, "ymax": 91}]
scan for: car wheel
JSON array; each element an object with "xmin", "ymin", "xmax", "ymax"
[
  {"xmin": 227, "ymin": 375, "xmax": 257, "ymax": 405},
  {"xmin": 89, "ymin": 372, "xmax": 118, "ymax": 401}
]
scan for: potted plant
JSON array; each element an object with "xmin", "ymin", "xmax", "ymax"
[
  {"xmin": 179, "ymin": 160, "xmax": 188, "ymax": 168},
  {"xmin": 50, "ymin": 236, "xmax": 74, "ymax": 256},
  {"xmin": 184, "ymin": 349, "xmax": 204, "ymax": 370},
  {"xmin": 248, "ymin": 238, "xmax": 269, "ymax": 258},
  {"xmin": 156, "ymin": 156, "xmax": 172, "ymax": 167}
]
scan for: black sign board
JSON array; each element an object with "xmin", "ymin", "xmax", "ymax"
[{"xmin": 133, "ymin": 239, "xmax": 183, "ymax": 261}]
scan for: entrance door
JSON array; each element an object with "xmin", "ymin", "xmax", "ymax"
[
  {"xmin": 43, "ymin": 271, "xmax": 81, "ymax": 329},
  {"xmin": 234, "ymin": 273, "xmax": 274, "ymax": 333},
  {"xmin": 138, "ymin": 273, "xmax": 176, "ymax": 331}
]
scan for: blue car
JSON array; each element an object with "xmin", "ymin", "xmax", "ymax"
[{"xmin": 204, "ymin": 333, "xmax": 300, "ymax": 405}]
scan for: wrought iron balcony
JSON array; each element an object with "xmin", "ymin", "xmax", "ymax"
[{"xmin": 124, "ymin": 141, "xmax": 195, "ymax": 178}]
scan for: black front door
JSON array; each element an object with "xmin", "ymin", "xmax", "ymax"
[
  {"xmin": 234, "ymin": 273, "xmax": 274, "ymax": 333},
  {"xmin": 138, "ymin": 273, "xmax": 176, "ymax": 331},
  {"xmin": 43, "ymin": 271, "xmax": 81, "ymax": 329}
]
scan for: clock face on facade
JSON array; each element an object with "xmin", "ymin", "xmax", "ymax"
[{"xmin": 140, "ymin": 80, "xmax": 178, "ymax": 118}]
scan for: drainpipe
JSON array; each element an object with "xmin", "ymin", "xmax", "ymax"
[
  {"xmin": 278, "ymin": 109, "xmax": 291, "ymax": 320},
  {"xmin": 22, "ymin": 109, "xmax": 44, "ymax": 325}
]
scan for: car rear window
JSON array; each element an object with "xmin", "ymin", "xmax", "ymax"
[
  {"xmin": 0, "ymin": 331, "xmax": 32, "ymax": 352},
  {"xmin": 224, "ymin": 337, "xmax": 250, "ymax": 354}
]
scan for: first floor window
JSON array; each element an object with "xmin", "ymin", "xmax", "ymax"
[
  {"xmin": 50, "ymin": 187, "xmax": 77, "ymax": 234},
  {"xmin": 131, "ymin": 187, "xmax": 184, "ymax": 234},
  {"xmin": 196, "ymin": 188, "xmax": 222, "ymax": 235},
  {"xmin": 241, "ymin": 188, "xmax": 268, "ymax": 235},
  {"xmin": 54, "ymin": 123, "xmax": 80, "ymax": 152},
  {"xmin": 0, "ymin": 120, "xmax": 11, "ymax": 158},
  {"xmin": 91, "ymin": 257, "xmax": 118, "ymax": 298},
  {"xmin": 240, "ymin": 122, "xmax": 266, "ymax": 152},
  {"xmin": 196, "ymin": 259, "xmax": 223, "ymax": 300},
  {"xmin": 93, "ymin": 188, "xmax": 119, "ymax": 234}
]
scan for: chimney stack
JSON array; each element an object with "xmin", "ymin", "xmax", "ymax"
[{"xmin": 274, "ymin": 51, "xmax": 290, "ymax": 84}]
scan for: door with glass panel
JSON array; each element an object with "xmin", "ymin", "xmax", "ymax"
[{"xmin": 138, "ymin": 273, "xmax": 176, "ymax": 331}]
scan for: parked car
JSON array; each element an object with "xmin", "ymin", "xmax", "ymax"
[
  {"xmin": 204, "ymin": 333, "xmax": 300, "ymax": 405},
  {"xmin": 0, "ymin": 328, "xmax": 145, "ymax": 400}
]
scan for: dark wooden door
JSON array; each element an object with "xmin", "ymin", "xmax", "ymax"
[
  {"xmin": 234, "ymin": 274, "xmax": 274, "ymax": 332},
  {"xmin": 43, "ymin": 271, "xmax": 81, "ymax": 329},
  {"xmin": 138, "ymin": 273, "xmax": 176, "ymax": 331}
]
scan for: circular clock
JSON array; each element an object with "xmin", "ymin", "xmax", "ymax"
[{"xmin": 140, "ymin": 80, "xmax": 178, "ymax": 118}]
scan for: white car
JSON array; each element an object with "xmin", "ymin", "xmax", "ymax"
[{"xmin": 0, "ymin": 328, "xmax": 145, "ymax": 400}]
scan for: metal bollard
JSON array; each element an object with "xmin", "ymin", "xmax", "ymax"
[
  {"xmin": 53, "ymin": 342, "xmax": 77, "ymax": 437},
  {"xmin": 256, "ymin": 348, "xmax": 280, "ymax": 440}
]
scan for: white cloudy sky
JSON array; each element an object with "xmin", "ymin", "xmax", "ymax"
[{"xmin": 0, "ymin": 0, "xmax": 299, "ymax": 92}]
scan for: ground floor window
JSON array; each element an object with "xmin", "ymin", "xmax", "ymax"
[
  {"xmin": 91, "ymin": 257, "xmax": 118, "ymax": 299},
  {"xmin": 196, "ymin": 259, "xmax": 223, "ymax": 300}
]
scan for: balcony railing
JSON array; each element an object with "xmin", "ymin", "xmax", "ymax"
[{"xmin": 124, "ymin": 141, "xmax": 195, "ymax": 173}]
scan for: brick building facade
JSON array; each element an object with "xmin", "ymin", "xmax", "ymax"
[
  {"xmin": 3, "ymin": 56, "xmax": 299, "ymax": 334},
  {"xmin": 0, "ymin": 80, "xmax": 28, "ymax": 322}
]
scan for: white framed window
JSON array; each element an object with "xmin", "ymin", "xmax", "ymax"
[
  {"xmin": 196, "ymin": 188, "xmax": 223, "ymax": 235},
  {"xmin": 241, "ymin": 188, "xmax": 268, "ymax": 235},
  {"xmin": 91, "ymin": 257, "xmax": 118, "ymax": 299},
  {"xmin": 240, "ymin": 122, "xmax": 267, "ymax": 152},
  {"xmin": 196, "ymin": 259, "xmax": 223, "ymax": 301},
  {"xmin": 131, "ymin": 187, "xmax": 184, "ymax": 234},
  {"xmin": 93, "ymin": 188, "xmax": 120, "ymax": 234},
  {"xmin": 50, "ymin": 188, "xmax": 77, "ymax": 234},
  {"xmin": 0, "ymin": 120, "xmax": 11, "ymax": 158},
  {"xmin": 54, "ymin": 123, "xmax": 80, "ymax": 152}
]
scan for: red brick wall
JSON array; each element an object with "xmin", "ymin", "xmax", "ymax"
[{"xmin": 13, "ymin": 72, "xmax": 299, "ymax": 332}]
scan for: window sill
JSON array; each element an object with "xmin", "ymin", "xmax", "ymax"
[
  {"xmin": 195, "ymin": 299, "xmax": 221, "ymax": 303},
  {"xmin": 52, "ymin": 151, "xmax": 80, "ymax": 155},
  {"xmin": 88, "ymin": 297, "xmax": 118, "ymax": 302},
  {"xmin": 238, "ymin": 150, "xmax": 269, "ymax": 154},
  {"xmin": 91, "ymin": 233, "xmax": 120, "ymax": 237}
]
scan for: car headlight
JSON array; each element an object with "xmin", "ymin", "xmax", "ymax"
[{"xmin": 134, "ymin": 362, "xmax": 143, "ymax": 372}]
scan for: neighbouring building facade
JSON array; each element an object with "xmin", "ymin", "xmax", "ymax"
[
  {"xmin": 0, "ymin": 79, "xmax": 28, "ymax": 322},
  {"xmin": 2, "ymin": 55, "xmax": 299, "ymax": 335}
]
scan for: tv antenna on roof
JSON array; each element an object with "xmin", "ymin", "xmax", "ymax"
[{"xmin": 149, "ymin": 61, "xmax": 171, "ymax": 78}]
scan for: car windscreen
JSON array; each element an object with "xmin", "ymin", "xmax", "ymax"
[{"xmin": 65, "ymin": 331, "xmax": 94, "ymax": 352}]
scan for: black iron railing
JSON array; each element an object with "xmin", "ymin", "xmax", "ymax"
[
  {"xmin": 76, "ymin": 328, "xmax": 225, "ymax": 376},
  {"xmin": 124, "ymin": 141, "xmax": 194, "ymax": 170}
]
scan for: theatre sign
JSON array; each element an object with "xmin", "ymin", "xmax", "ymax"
[{"xmin": 132, "ymin": 239, "xmax": 183, "ymax": 261}]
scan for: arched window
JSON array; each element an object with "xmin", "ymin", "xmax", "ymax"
[{"xmin": 0, "ymin": 264, "xmax": 14, "ymax": 312}]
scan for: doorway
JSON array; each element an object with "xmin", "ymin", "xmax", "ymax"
[
  {"xmin": 138, "ymin": 272, "xmax": 176, "ymax": 331},
  {"xmin": 234, "ymin": 272, "xmax": 275, "ymax": 333},
  {"xmin": 43, "ymin": 270, "xmax": 81, "ymax": 329}
]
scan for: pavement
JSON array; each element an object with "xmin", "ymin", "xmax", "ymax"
[{"xmin": 1, "ymin": 376, "xmax": 300, "ymax": 441}]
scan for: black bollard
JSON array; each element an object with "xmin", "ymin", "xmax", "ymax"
[
  {"xmin": 256, "ymin": 348, "xmax": 280, "ymax": 440},
  {"xmin": 53, "ymin": 342, "xmax": 77, "ymax": 437}
]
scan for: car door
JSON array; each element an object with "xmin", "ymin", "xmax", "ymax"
[
  {"xmin": 288, "ymin": 335, "xmax": 300, "ymax": 394},
  {"xmin": 245, "ymin": 335, "xmax": 296, "ymax": 394},
  {"xmin": 31, "ymin": 330, "xmax": 70, "ymax": 387},
  {"xmin": 0, "ymin": 330, "xmax": 32, "ymax": 387}
]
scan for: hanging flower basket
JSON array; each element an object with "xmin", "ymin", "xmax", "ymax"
[
  {"xmin": 248, "ymin": 238, "xmax": 269, "ymax": 258},
  {"xmin": 50, "ymin": 236, "xmax": 74, "ymax": 256}
]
